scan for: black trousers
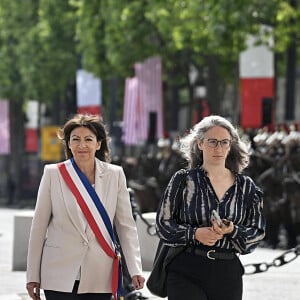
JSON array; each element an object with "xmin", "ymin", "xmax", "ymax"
[
  {"xmin": 167, "ymin": 251, "xmax": 244, "ymax": 300},
  {"xmin": 44, "ymin": 281, "xmax": 112, "ymax": 300}
]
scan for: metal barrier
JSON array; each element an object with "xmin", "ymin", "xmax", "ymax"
[{"xmin": 244, "ymin": 245, "xmax": 300, "ymax": 275}]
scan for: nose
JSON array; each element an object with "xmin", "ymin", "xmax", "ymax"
[
  {"xmin": 214, "ymin": 142, "xmax": 223, "ymax": 150},
  {"xmin": 78, "ymin": 141, "xmax": 86, "ymax": 148}
]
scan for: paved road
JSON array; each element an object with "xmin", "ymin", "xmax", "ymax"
[{"xmin": 1, "ymin": 207, "xmax": 300, "ymax": 299}]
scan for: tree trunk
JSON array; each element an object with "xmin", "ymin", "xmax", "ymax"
[
  {"xmin": 9, "ymin": 98, "xmax": 26, "ymax": 203},
  {"xmin": 284, "ymin": 0, "xmax": 297, "ymax": 122},
  {"xmin": 284, "ymin": 38, "xmax": 296, "ymax": 122},
  {"xmin": 205, "ymin": 55, "xmax": 225, "ymax": 115}
]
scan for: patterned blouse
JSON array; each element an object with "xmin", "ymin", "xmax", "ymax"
[{"xmin": 156, "ymin": 167, "xmax": 266, "ymax": 254}]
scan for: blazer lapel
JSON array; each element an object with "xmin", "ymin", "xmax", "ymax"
[
  {"xmin": 94, "ymin": 159, "xmax": 112, "ymax": 207},
  {"xmin": 85, "ymin": 159, "xmax": 113, "ymax": 240}
]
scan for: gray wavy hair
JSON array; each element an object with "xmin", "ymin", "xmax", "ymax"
[{"xmin": 179, "ymin": 115, "xmax": 249, "ymax": 173}]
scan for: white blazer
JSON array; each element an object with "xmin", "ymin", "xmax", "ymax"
[{"xmin": 26, "ymin": 158, "xmax": 143, "ymax": 293}]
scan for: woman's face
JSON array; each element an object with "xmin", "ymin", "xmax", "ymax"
[
  {"xmin": 198, "ymin": 126, "xmax": 231, "ymax": 166},
  {"xmin": 68, "ymin": 127, "xmax": 101, "ymax": 163}
]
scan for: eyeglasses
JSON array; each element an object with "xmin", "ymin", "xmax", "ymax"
[{"xmin": 205, "ymin": 138, "xmax": 231, "ymax": 149}]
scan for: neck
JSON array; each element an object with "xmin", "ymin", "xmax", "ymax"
[
  {"xmin": 74, "ymin": 159, "xmax": 95, "ymax": 177},
  {"xmin": 201, "ymin": 164, "xmax": 229, "ymax": 178}
]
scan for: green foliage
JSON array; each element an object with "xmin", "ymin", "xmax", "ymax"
[
  {"xmin": 0, "ymin": 0, "xmax": 77, "ymax": 103},
  {"xmin": 23, "ymin": 0, "xmax": 77, "ymax": 102},
  {"xmin": 74, "ymin": 0, "xmax": 299, "ymax": 85},
  {"xmin": 1, "ymin": 0, "xmax": 300, "ymax": 114},
  {"xmin": 0, "ymin": 0, "xmax": 33, "ymax": 100}
]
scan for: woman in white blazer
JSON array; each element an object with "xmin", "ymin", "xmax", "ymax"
[{"xmin": 26, "ymin": 114, "xmax": 144, "ymax": 300}]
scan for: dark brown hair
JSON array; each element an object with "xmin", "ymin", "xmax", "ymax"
[{"xmin": 57, "ymin": 114, "xmax": 111, "ymax": 162}]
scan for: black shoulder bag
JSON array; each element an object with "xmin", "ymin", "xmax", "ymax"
[{"xmin": 146, "ymin": 171, "xmax": 187, "ymax": 298}]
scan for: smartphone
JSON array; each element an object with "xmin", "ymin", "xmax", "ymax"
[{"xmin": 211, "ymin": 209, "xmax": 222, "ymax": 226}]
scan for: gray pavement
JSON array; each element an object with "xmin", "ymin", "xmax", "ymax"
[{"xmin": 1, "ymin": 206, "xmax": 300, "ymax": 299}]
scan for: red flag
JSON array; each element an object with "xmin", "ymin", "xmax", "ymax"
[{"xmin": 26, "ymin": 128, "xmax": 38, "ymax": 152}]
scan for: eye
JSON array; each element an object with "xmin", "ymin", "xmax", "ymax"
[
  {"xmin": 221, "ymin": 139, "xmax": 231, "ymax": 147},
  {"xmin": 207, "ymin": 139, "xmax": 218, "ymax": 147}
]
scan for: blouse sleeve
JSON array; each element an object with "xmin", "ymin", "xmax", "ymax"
[
  {"xmin": 156, "ymin": 169, "xmax": 194, "ymax": 247},
  {"xmin": 229, "ymin": 177, "xmax": 266, "ymax": 254}
]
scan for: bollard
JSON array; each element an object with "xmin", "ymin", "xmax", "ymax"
[
  {"xmin": 136, "ymin": 212, "xmax": 159, "ymax": 271},
  {"xmin": 12, "ymin": 211, "xmax": 34, "ymax": 271}
]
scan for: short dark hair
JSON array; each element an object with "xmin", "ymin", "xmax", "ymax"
[{"xmin": 57, "ymin": 114, "xmax": 111, "ymax": 162}]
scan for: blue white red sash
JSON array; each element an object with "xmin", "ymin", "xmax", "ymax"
[{"xmin": 58, "ymin": 158, "xmax": 122, "ymax": 300}]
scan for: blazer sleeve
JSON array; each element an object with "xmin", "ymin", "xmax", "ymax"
[
  {"xmin": 113, "ymin": 167, "xmax": 143, "ymax": 277},
  {"xmin": 27, "ymin": 165, "xmax": 52, "ymax": 283}
]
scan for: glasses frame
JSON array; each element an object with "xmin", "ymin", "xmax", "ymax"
[{"xmin": 204, "ymin": 138, "xmax": 232, "ymax": 149}]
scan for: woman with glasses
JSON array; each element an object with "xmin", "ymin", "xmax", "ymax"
[{"xmin": 155, "ymin": 115, "xmax": 265, "ymax": 300}]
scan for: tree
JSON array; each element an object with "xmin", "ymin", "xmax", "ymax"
[
  {"xmin": 76, "ymin": 0, "xmax": 300, "ymax": 125},
  {"xmin": 0, "ymin": 0, "xmax": 78, "ymax": 200},
  {"xmin": 0, "ymin": 0, "xmax": 39, "ymax": 201},
  {"xmin": 20, "ymin": 0, "xmax": 78, "ymax": 123}
]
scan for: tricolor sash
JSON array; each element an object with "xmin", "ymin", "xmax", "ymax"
[{"xmin": 58, "ymin": 158, "xmax": 123, "ymax": 300}]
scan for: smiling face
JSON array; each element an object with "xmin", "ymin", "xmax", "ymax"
[
  {"xmin": 198, "ymin": 126, "xmax": 232, "ymax": 167},
  {"xmin": 68, "ymin": 127, "xmax": 101, "ymax": 164}
]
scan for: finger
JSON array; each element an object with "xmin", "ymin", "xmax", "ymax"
[
  {"xmin": 137, "ymin": 277, "xmax": 144, "ymax": 289},
  {"xmin": 132, "ymin": 277, "xmax": 139, "ymax": 289},
  {"xmin": 35, "ymin": 287, "xmax": 40, "ymax": 298},
  {"xmin": 212, "ymin": 227, "xmax": 223, "ymax": 236},
  {"xmin": 27, "ymin": 283, "xmax": 39, "ymax": 300},
  {"xmin": 134, "ymin": 275, "xmax": 145, "ymax": 289},
  {"xmin": 27, "ymin": 288, "xmax": 35, "ymax": 299}
]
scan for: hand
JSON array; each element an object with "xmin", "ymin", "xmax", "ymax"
[
  {"xmin": 211, "ymin": 219, "xmax": 234, "ymax": 235},
  {"xmin": 194, "ymin": 227, "xmax": 223, "ymax": 246},
  {"xmin": 132, "ymin": 275, "xmax": 145, "ymax": 290},
  {"xmin": 26, "ymin": 282, "xmax": 41, "ymax": 300}
]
